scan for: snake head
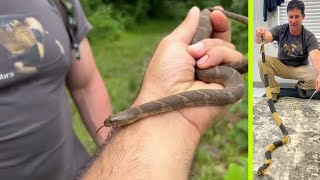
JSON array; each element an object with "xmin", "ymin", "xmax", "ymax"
[
  {"xmin": 104, "ymin": 116, "xmax": 113, "ymax": 127},
  {"xmin": 257, "ymin": 169, "xmax": 263, "ymax": 176},
  {"xmin": 257, "ymin": 163, "xmax": 271, "ymax": 176}
]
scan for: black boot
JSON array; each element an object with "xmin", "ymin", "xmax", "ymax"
[{"xmin": 295, "ymin": 84, "xmax": 307, "ymax": 98}]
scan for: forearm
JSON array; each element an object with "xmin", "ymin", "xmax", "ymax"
[
  {"xmin": 81, "ymin": 6, "xmax": 235, "ymax": 178},
  {"xmin": 82, "ymin": 111, "xmax": 201, "ymax": 180},
  {"xmin": 311, "ymin": 58, "xmax": 320, "ymax": 75},
  {"xmin": 309, "ymin": 50, "xmax": 320, "ymax": 74},
  {"xmin": 70, "ymin": 72, "xmax": 112, "ymax": 145},
  {"xmin": 309, "ymin": 49, "xmax": 320, "ymax": 91},
  {"xmin": 254, "ymin": 30, "xmax": 273, "ymax": 44},
  {"xmin": 254, "ymin": 33, "xmax": 262, "ymax": 44},
  {"xmin": 311, "ymin": 58, "xmax": 320, "ymax": 90}
]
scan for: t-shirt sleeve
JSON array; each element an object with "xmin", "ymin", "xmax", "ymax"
[
  {"xmin": 72, "ymin": 0, "xmax": 92, "ymax": 43},
  {"xmin": 269, "ymin": 25, "xmax": 282, "ymax": 42},
  {"xmin": 306, "ymin": 33, "xmax": 319, "ymax": 53}
]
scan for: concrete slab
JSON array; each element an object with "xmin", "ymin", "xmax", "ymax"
[
  {"xmin": 253, "ymin": 88, "xmax": 266, "ymax": 98},
  {"xmin": 253, "ymin": 96, "xmax": 320, "ymax": 180}
]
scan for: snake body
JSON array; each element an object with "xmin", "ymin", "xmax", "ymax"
[
  {"xmin": 104, "ymin": 9, "xmax": 248, "ymax": 128},
  {"xmin": 257, "ymin": 38, "xmax": 289, "ymax": 176}
]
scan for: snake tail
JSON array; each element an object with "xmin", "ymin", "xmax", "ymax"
[
  {"xmin": 208, "ymin": 7, "xmax": 248, "ymax": 25},
  {"xmin": 257, "ymin": 37, "xmax": 289, "ymax": 176}
]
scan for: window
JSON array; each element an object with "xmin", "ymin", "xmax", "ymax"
[{"xmin": 279, "ymin": 0, "xmax": 320, "ymax": 42}]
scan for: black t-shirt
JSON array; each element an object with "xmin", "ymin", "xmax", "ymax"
[{"xmin": 270, "ymin": 24, "xmax": 319, "ymax": 67}]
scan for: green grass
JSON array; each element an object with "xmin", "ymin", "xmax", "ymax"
[{"xmin": 71, "ymin": 19, "xmax": 248, "ymax": 179}]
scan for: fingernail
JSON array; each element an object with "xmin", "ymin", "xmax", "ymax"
[
  {"xmin": 197, "ymin": 55, "xmax": 208, "ymax": 65},
  {"xmin": 213, "ymin": 6, "xmax": 224, "ymax": 11},
  {"xmin": 189, "ymin": 42, "xmax": 204, "ymax": 52},
  {"xmin": 188, "ymin": 6, "xmax": 198, "ymax": 16}
]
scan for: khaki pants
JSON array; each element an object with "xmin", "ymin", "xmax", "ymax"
[{"xmin": 258, "ymin": 55, "xmax": 316, "ymax": 94}]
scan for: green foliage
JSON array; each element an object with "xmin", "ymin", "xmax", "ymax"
[
  {"xmin": 74, "ymin": 0, "xmax": 248, "ymax": 179},
  {"xmin": 194, "ymin": 56, "xmax": 248, "ymax": 178},
  {"xmin": 71, "ymin": 103, "xmax": 97, "ymax": 153},
  {"xmin": 230, "ymin": 0, "xmax": 248, "ymax": 16},
  {"xmin": 194, "ymin": 92, "xmax": 248, "ymax": 178},
  {"xmin": 80, "ymin": 0, "xmax": 247, "ymax": 42},
  {"xmin": 87, "ymin": 5, "xmax": 126, "ymax": 41},
  {"xmin": 231, "ymin": 21, "xmax": 248, "ymax": 54},
  {"xmin": 224, "ymin": 156, "xmax": 248, "ymax": 180},
  {"xmin": 102, "ymin": 0, "xmax": 217, "ymax": 21},
  {"xmin": 79, "ymin": 0, "xmax": 103, "ymax": 12}
]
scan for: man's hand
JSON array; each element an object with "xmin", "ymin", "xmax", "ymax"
[
  {"xmin": 255, "ymin": 26, "xmax": 273, "ymax": 44},
  {"xmin": 256, "ymin": 27, "xmax": 266, "ymax": 37},
  {"xmin": 135, "ymin": 6, "xmax": 243, "ymax": 135},
  {"xmin": 316, "ymin": 74, "xmax": 320, "ymax": 92},
  {"xmin": 83, "ymin": 6, "xmax": 244, "ymax": 179},
  {"xmin": 309, "ymin": 49, "xmax": 320, "ymax": 92}
]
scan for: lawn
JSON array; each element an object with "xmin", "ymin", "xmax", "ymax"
[{"xmin": 71, "ymin": 19, "xmax": 248, "ymax": 180}]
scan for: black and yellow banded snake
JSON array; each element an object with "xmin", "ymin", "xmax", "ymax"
[
  {"xmin": 257, "ymin": 37, "xmax": 289, "ymax": 176},
  {"xmin": 101, "ymin": 8, "xmax": 248, "ymax": 128}
]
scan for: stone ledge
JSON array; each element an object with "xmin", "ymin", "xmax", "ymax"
[{"xmin": 254, "ymin": 97, "xmax": 320, "ymax": 180}]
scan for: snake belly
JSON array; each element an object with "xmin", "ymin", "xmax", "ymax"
[
  {"xmin": 104, "ymin": 9, "xmax": 247, "ymax": 128},
  {"xmin": 257, "ymin": 39, "xmax": 289, "ymax": 176}
]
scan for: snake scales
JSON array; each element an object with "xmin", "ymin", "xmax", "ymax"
[
  {"xmin": 257, "ymin": 37, "xmax": 289, "ymax": 176},
  {"xmin": 103, "ymin": 8, "xmax": 248, "ymax": 128}
]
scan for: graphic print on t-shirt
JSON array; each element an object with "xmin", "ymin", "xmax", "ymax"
[
  {"xmin": 281, "ymin": 43, "xmax": 304, "ymax": 58},
  {"xmin": 0, "ymin": 15, "xmax": 44, "ymax": 74}
]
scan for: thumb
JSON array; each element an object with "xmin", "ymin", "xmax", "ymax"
[{"xmin": 169, "ymin": 6, "xmax": 200, "ymax": 44}]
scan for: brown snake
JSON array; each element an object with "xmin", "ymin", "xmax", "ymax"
[{"xmin": 103, "ymin": 8, "xmax": 248, "ymax": 128}]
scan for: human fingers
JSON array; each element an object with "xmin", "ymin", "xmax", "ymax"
[
  {"xmin": 187, "ymin": 39, "xmax": 235, "ymax": 59},
  {"xmin": 210, "ymin": 6, "xmax": 231, "ymax": 42},
  {"xmin": 195, "ymin": 46, "xmax": 243, "ymax": 69},
  {"xmin": 316, "ymin": 75, "xmax": 320, "ymax": 92},
  {"xmin": 256, "ymin": 27, "xmax": 266, "ymax": 37},
  {"xmin": 169, "ymin": 6, "xmax": 200, "ymax": 44},
  {"xmin": 137, "ymin": 7, "xmax": 203, "ymax": 99}
]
